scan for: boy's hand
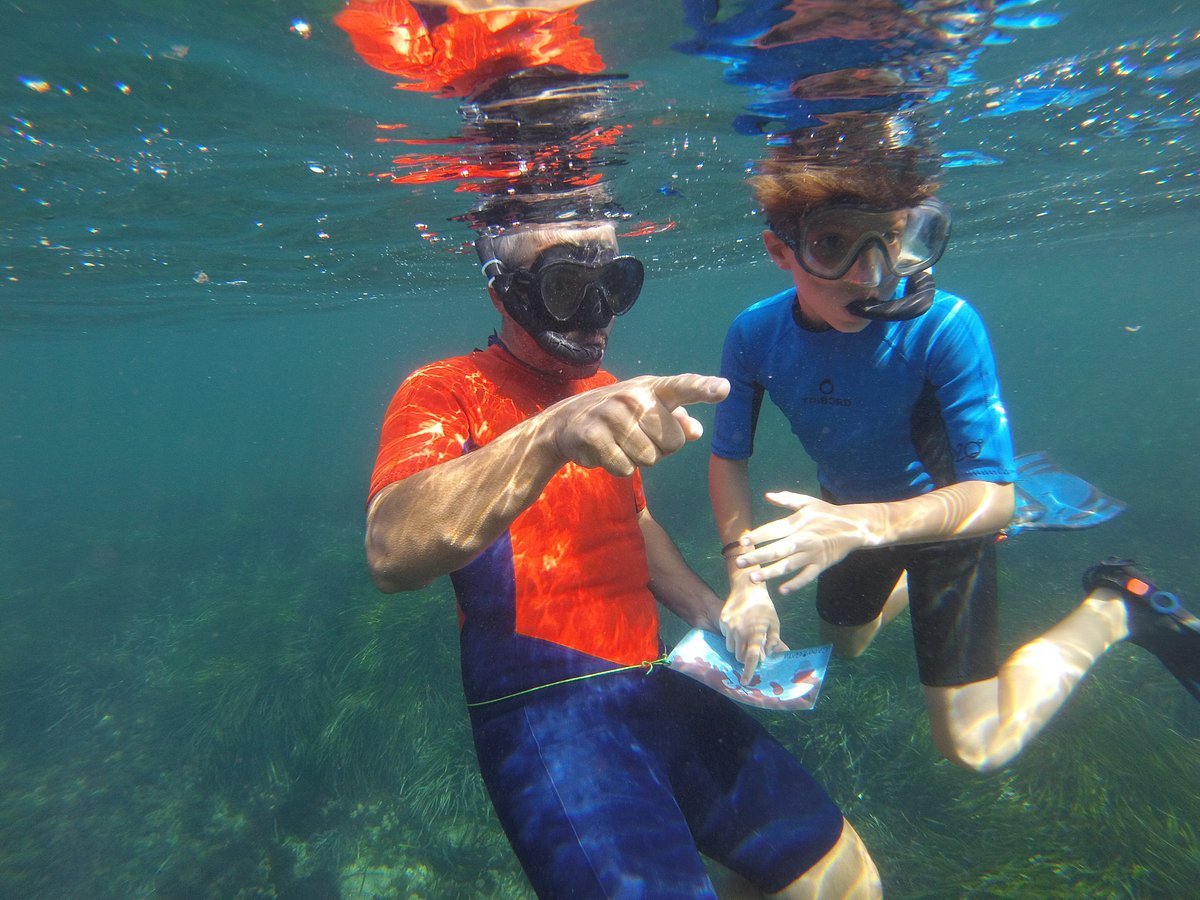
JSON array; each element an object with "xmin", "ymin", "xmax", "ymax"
[
  {"xmin": 731, "ymin": 492, "xmax": 879, "ymax": 595},
  {"xmin": 720, "ymin": 580, "xmax": 788, "ymax": 683}
]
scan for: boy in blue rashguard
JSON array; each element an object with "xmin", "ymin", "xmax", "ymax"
[{"xmin": 709, "ymin": 149, "xmax": 1200, "ymax": 772}]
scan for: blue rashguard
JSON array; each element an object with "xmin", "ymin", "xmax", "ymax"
[
  {"xmin": 714, "ymin": 288, "xmax": 1018, "ymax": 687},
  {"xmin": 713, "ymin": 288, "xmax": 1016, "ymax": 502}
]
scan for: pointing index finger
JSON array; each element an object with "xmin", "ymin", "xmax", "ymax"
[{"xmin": 650, "ymin": 373, "xmax": 730, "ymax": 409}]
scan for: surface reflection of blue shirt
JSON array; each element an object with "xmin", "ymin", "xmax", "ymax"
[{"xmin": 712, "ymin": 288, "xmax": 1017, "ymax": 502}]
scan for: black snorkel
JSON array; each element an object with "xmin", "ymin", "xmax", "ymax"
[{"xmin": 847, "ymin": 269, "xmax": 936, "ymax": 321}]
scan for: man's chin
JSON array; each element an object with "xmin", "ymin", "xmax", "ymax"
[{"xmin": 535, "ymin": 330, "xmax": 606, "ymax": 373}]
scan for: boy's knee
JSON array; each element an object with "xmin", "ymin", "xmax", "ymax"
[
  {"xmin": 820, "ymin": 622, "xmax": 878, "ymax": 658},
  {"xmin": 930, "ymin": 732, "xmax": 1001, "ymax": 773},
  {"xmin": 924, "ymin": 680, "xmax": 1013, "ymax": 773},
  {"xmin": 834, "ymin": 639, "xmax": 871, "ymax": 659}
]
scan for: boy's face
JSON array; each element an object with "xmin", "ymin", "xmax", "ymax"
[{"xmin": 763, "ymin": 228, "xmax": 901, "ymax": 333}]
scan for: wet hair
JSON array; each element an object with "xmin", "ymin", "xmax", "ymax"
[
  {"xmin": 752, "ymin": 115, "xmax": 941, "ymax": 232},
  {"xmin": 478, "ymin": 222, "xmax": 617, "ymax": 272},
  {"xmin": 461, "ymin": 183, "xmax": 627, "ymax": 233}
]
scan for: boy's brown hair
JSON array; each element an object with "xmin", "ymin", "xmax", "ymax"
[{"xmin": 752, "ymin": 116, "xmax": 940, "ymax": 232}]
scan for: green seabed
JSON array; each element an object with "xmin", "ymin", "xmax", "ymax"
[{"xmin": 2, "ymin": 520, "xmax": 1197, "ymax": 898}]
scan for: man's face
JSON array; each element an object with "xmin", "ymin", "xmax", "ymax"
[
  {"xmin": 764, "ymin": 228, "xmax": 901, "ymax": 332},
  {"xmin": 490, "ymin": 225, "xmax": 632, "ymax": 379}
]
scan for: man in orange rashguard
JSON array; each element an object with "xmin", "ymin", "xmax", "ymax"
[{"xmin": 364, "ymin": 217, "xmax": 881, "ymax": 898}]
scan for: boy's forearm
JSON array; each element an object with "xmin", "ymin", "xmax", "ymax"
[
  {"xmin": 709, "ymin": 455, "xmax": 755, "ymax": 546},
  {"xmin": 709, "ymin": 454, "xmax": 770, "ymax": 595},
  {"xmin": 866, "ymin": 480, "xmax": 1015, "ymax": 547}
]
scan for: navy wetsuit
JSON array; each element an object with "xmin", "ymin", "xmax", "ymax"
[{"xmin": 713, "ymin": 288, "xmax": 1017, "ymax": 686}]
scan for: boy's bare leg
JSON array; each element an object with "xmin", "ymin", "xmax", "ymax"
[
  {"xmin": 924, "ymin": 588, "xmax": 1128, "ymax": 771},
  {"xmin": 820, "ymin": 573, "xmax": 910, "ymax": 657},
  {"xmin": 772, "ymin": 819, "xmax": 881, "ymax": 899}
]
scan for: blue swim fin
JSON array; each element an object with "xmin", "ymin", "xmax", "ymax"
[{"xmin": 1006, "ymin": 451, "xmax": 1126, "ymax": 537}]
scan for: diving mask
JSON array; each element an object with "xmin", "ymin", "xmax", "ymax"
[
  {"xmin": 480, "ymin": 242, "xmax": 644, "ymax": 324},
  {"xmin": 776, "ymin": 198, "xmax": 951, "ymax": 282},
  {"xmin": 476, "ymin": 235, "xmax": 645, "ymax": 366}
]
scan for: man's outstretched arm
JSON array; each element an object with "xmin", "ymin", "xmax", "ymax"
[{"xmin": 366, "ymin": 374, "xmax": 729, "ymax": 592}]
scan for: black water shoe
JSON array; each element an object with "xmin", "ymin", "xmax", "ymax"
[{"xmin": 1083, "ymin": 557, "xmax": 1200, "ymax": 702}]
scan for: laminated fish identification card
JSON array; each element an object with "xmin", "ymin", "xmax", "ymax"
[{"xmin": 666, "ymin": 629, "xmax": 832, "ymax": 711}]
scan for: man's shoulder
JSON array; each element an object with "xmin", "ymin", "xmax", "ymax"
[
  {"xmin": 399, "ymin": 350, "xmax": 495, "ymax": 393},
  {"xmin": 404, "ymin": 348, "xmax": 618, "ymax": 404},
  {"xmin": 408, "ymin": 352, "xmax": 482, "ymax": 379}
]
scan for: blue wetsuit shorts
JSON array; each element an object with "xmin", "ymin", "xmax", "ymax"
[
  {"xmin": 817, "ymin": 535, "xmax": 1000, "ymax": 687},
  {"xmin": 468, "ymin": 665, "xmax": 844, "ymax": 898}
]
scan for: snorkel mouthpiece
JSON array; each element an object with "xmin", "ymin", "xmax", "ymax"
[
  {"xmin": 537, "ymin": 330, "xmax": 606, "ymax": 365},
  {"xmin": 524, "ymin": 282, "xmax": 612, "ymax": 365},
  {"xmin": 848, "ymin": 269, "xmax": 936, "ymax": 321}
]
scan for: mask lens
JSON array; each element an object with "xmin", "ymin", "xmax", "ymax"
[
  {"xmin": 538, "ymin": 263, "xmax": 593, "ymax": 320},
  {"xmin": 801, "ymin": 214, "xmax": 869, "ymax": 278},
  {"xmin": 596, "ymin": 257, "xmax": 644, "ymax": 315},
  {"xmin": 894, "ymin": 202, "xmax": 951, "ymax": 274},
  {"xmin": 537, "ymin": 257, "xmax": 644, "ymax": 321},
  {"xmin": 795, "ymin": 200, "xmax": 951, "ymax": 280}
]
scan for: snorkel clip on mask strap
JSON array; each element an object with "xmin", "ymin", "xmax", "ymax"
[
  {"xmin": 476, "ymin": 231, "xmax": 536, "ymax": 328},
  {"xmin": 480, "ymin": 258, "xmax": 504, "ymax": 284},
  {"xmin": 476, "ymin": 232, "xmax": 505, "ymax": 286},
  {"xmin": 847, "ymin": 269, "xmax": 936, "ymax": 322}
]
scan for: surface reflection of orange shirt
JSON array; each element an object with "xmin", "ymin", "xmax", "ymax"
[
  {"xmin": 335, "ymin": 0, "xmax": 604, "ymax": 97},
  {"xmin": 369, "ymin": 342, "xmax": 659, "ymax": 704}
]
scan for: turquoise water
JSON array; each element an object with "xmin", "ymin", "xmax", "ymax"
[{"xmin": 3, "ymin": 1, "xmax": 1199, "ymax": 897}]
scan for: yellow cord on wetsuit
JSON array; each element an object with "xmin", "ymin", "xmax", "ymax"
[{"xmin": 465, "ymin": 656, "xmax": 669, "ymax": 708}]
